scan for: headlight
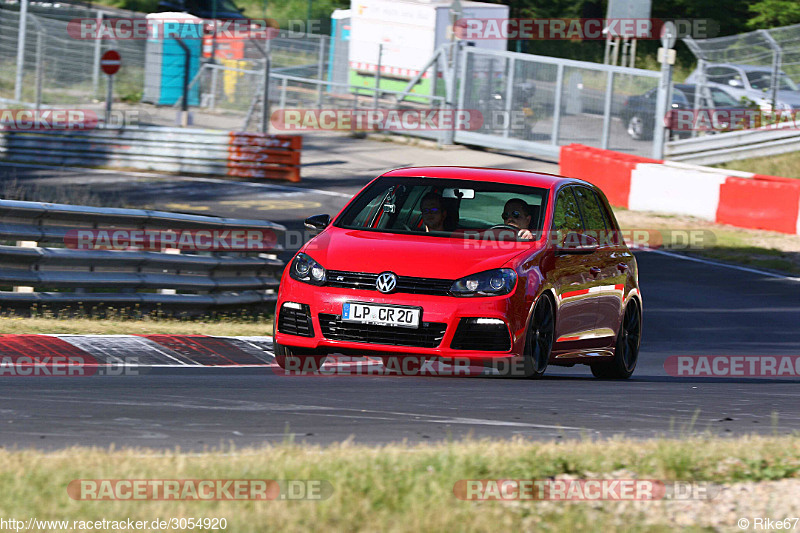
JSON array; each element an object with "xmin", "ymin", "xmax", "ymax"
[
  {"xmin": 289, "ymin": 252, "xmax": 326, "ymax": 285},
  {"xmin": 450, "ymin": 268, "xmax": 517, "ymax": 297}
]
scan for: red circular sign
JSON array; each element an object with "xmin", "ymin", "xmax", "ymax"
[{"xmin": 101, "ymin": 50, "xmax": 121, "ymax": 76}]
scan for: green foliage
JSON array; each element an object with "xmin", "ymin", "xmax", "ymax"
[{"xmin": 747, "ymin": 0, "xmax": 800, "ymax": 28}]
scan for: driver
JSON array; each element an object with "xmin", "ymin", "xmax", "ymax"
[
  {"xmin": 420, "ymin": 192, "xmax": 448, "ymax": 232},
  {"xmin": 502, "ymin": 198, "xmax": 534, "ymax": 240}
]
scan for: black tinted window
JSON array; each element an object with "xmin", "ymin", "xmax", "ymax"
[
  {"xmin": 574, "ymin": 187, "xmax": 606, "ymax": 233},
  {"xmin": 552, "ymin": 188, "xmax": 583, "ymax": 233}
]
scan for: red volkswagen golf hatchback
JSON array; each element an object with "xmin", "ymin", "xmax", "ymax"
[{"xmin": 274, "ymin": 167, "xmax": 642, "ymax": 378}]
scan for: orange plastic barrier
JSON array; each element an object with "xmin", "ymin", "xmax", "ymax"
[
  {"xmin": 717, "ymin": 177, "xmax": 800, "ymax": 234},
  {"xmin": 559, "ymin": 144, "xmax": 660, "ymax": 208},
  {"xmin": 227, "ymin": 133, "xmax": 302, "ymax": 182}
]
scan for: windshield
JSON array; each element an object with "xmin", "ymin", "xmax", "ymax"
[
  {"xmin": 335, "ymin": 177, "xmax": 549, "ymax": 240},
  {"xmin": 746, "ymin": 71, "xmax": 799, "ymax": 91},
  {"xmin": 710, "ymin": 88, "xmax": 740, "ymax": 107}
]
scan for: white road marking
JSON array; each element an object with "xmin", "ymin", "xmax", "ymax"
[{"xmin": 642, "ymin": 248, "xmax": 800, "ymax": 282}]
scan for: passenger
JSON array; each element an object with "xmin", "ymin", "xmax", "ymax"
[
  {"xmin": 502, "ymin": 198, "xmax": 535, "ymax": 240},
  {"xmin": 420, "ymin": 192, "xmax": 448, "ymax": 232}
]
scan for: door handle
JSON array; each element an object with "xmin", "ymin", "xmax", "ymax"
[
  {"xmin": 589, "ymin": 267, "xmax": 602, "ymax": 276},
  {"xmin": 617, "ymin": 263, "xmax": 629, "ymax": 272}
]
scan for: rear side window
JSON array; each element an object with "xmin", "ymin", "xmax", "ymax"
[
  {"xmin": 573, "ymin": 187, "xmax": 607, "ymax": 233},
  {"xmin": 552, "ymin": 188, "xmax": 583, "ymax": 234}
]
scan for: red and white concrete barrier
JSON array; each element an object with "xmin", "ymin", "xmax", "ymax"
[{"xmin": 560, "ymin": 144, "xmax": 800, "ymax": 235}]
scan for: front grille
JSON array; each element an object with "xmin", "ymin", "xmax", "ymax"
[
  {"xmin": 277, "ymin": 303, "xmax": 314, "ymax": 337},
  {"xmin": 318, "ymin": 313, "xmax": 447, "ymax": 348},
  {"xmin": 450, "ymin": 318, "xmax": 512, "ymax": 351},
  {"xmin": 326, "ymin": 270, "xmax": 453, "ymax": 296}
]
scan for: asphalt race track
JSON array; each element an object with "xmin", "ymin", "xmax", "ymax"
[
  {"xmin": 0, "ymin": 251, "xmax": 799, "ymax": 450},
  {"xmin": 0, "ymin": 134, "xmax": 798, "ymax": 450}
]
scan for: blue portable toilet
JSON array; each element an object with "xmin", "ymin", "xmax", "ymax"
[
  {"xmin": 143, "ymin": 12, "xmax": 202, "ymax": 106},
  {"xmin": 327, "ymin": 9, "xmax": 351, "ymax": 89}
]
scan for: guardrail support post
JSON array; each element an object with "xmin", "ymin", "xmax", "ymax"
[
  {"xmin": 600, "ymin": 71, "xmax": 614, "ymax": 150},
  {"xmin": 13, "ymin": 241, "xmax": 36, "ymax": 293},
  {"xmin": 175, "ymin": 37, "xmax": 191, "ymax": 127},
  {"xmin": 551, "ymin": 63, "xmax": 564, "ymax": 145},
  {"xmin": 262, "ymin": 56, "xmax": 271, "ymax": 134},
  {"xmin": 92, "ymin": 10, "xmax": 104, "ymax": 98},
  {"xmin": 14, "ymin": 0, "xmax": 28, "ymax": 102}
]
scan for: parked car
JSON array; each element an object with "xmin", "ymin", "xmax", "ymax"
[
  {"xmin": 274, "ymin": 167, "xmax": 642, "ymax": 379},
  {"xmin": 620, "ymin": 83, "xmax": 751, "ymax": 141},
  {"xmin": 685, "ymin": 63, "xmax": 800, "ymax": 112}
]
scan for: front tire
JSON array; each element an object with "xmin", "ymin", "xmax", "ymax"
[
  {"xmin": 274, "ymin": 343, "xmax": 327, "ymax": 373},
  {"xmin": 591, "ymin": 299, "xmax": 641, "ymax": 379},
  {"xmin": 626, "ymin": 115, "xmax": 652, "ymax": 141},
  {"xmin": 522, "ymin": 296, "xmax": 555, "ymax": 378}
]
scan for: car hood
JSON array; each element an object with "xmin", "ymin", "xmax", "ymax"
[
  {"xmin": 301, "ymin": 227, "xmax": 538, "ymax": 279},
  {"xmin": 776, "ymin": 91, "xmax": 800, "ymax": 106}
]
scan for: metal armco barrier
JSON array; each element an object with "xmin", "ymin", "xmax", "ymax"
[
  {"xmin": 0, "ymin": 127, "xmax": 302, "ymax": 182},
  {"xmin": 0, "ymin": 199, "xmax": 287, "ymax": 310},
  {"xmin": 664, "ymin": 121, "xmax": 800, "ymax": 165}
]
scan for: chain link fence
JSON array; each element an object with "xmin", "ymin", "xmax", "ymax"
[
  {"xmin": 457, "ymin": 47, "xmax": 660, "ymax": 158},
  {"xmin": 0, "ymin": 4, "xmax": 146, "ymax": 106},
  {"xmin": 1, "ymin": 3, "xmax": 668, "ymax": 157},
  {"xmin": 684, "ymin": 24, "xmax": 800, "ymax": 112}
]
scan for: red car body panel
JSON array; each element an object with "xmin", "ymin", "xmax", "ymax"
[{"xmin": 275, "ymin": 167, "xmax": 641, "ymax": 367}]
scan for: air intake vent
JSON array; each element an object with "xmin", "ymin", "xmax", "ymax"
[
  {"xmin": 450, "ymin": 318, "xmax": 511, "ymax": 351},
  {"xmin": 277, "ymin": 303, "xmax": 314, "ymax": 338}
]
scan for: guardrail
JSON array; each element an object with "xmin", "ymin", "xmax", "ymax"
[
  {"xmin": 0, "ymin": 127, "xmax": 302, "ymax": 182},
  {"xmin": 0, "ymin": 199, "xmax": 287, "ymax": 312},
  {"xmin": 664, "ymin": 121, "xmax": 800, "ymax": 165}
]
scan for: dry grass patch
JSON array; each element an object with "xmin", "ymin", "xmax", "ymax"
[{"xmin": 0, "ymin": 435, "xmax": 798, "ymax": 531}]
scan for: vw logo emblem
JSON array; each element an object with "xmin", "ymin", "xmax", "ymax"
[{"xmin": 376, "ymin": 272, "xmax": 397, "ymax": 294}]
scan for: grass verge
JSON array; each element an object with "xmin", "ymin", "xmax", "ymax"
[
  {"xmin": 0, "ymin": 315, "xmax": 273, "ymax": 336},
  {"xmin": 613, "ymin": 208, "xmax": 800, "ymax": 276},
  {"xmin": 1, "ymin": 435, "xmax": 798, "ymax": 531},
  {"xmin": 713, "ymin": 151, "xmax": 800, "ymax": 180}
]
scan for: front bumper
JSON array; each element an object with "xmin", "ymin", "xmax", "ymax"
[{"xmin": 275, "ymin": 278, "xmax": 527, "ymax": 360}]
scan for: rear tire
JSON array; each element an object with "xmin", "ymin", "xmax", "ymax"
[
  {"xmin": 274, "ymin": 342, "xmax": 327, "ymax": 373},
  {"xmin": 591, "ymin": 299, "xmax": 641, "ymax": 379}
]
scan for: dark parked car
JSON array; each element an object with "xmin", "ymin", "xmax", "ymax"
[{"xmin": 620, "ymin": 83, "xmax": 749, "ymax": 141}]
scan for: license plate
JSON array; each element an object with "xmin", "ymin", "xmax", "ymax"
[{"xmin": 342, "ymin": 302, "xmax": 421, "ymax": 329}]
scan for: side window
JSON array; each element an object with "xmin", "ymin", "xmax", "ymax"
[
  {"xmin": 552, "ymin": 188, "xmax": 584, "ymax": 234},
  {"xmin": 707, "ymin": 67, "xmax": 736, "ymax": 85},
  {"xmin": 574, "ymin": 187, "xmax": 607, "ymax": 233}
]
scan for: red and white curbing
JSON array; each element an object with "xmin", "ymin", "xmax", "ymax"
[
  {"xmin": 560, "ymin": 144, "xmax": 800, "ymax": 235},
  {"xmin": 0, "ymin": 334, "xmax": 276, "ymax": 367}
]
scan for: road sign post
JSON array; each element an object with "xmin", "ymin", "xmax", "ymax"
[
  {"xmin": 101, "ymin": 50, "xmax": 121, "ymax": 127},
  {"xmin": 653, "ymin": 22, "xmax": 676, "ymax": 159}
]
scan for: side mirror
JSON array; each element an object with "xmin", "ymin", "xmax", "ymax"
[
  {"xmin": 557, "ymin": 232, "xmax": 599, "ymax": 254},
  {"xmin": 304, "ymin": 214, "xmax": 331, "ymax": 232}
]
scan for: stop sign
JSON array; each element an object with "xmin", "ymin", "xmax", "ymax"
[{"xmin": 101, "ymin": 50, "xmax": 121, "ymax": 76}]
